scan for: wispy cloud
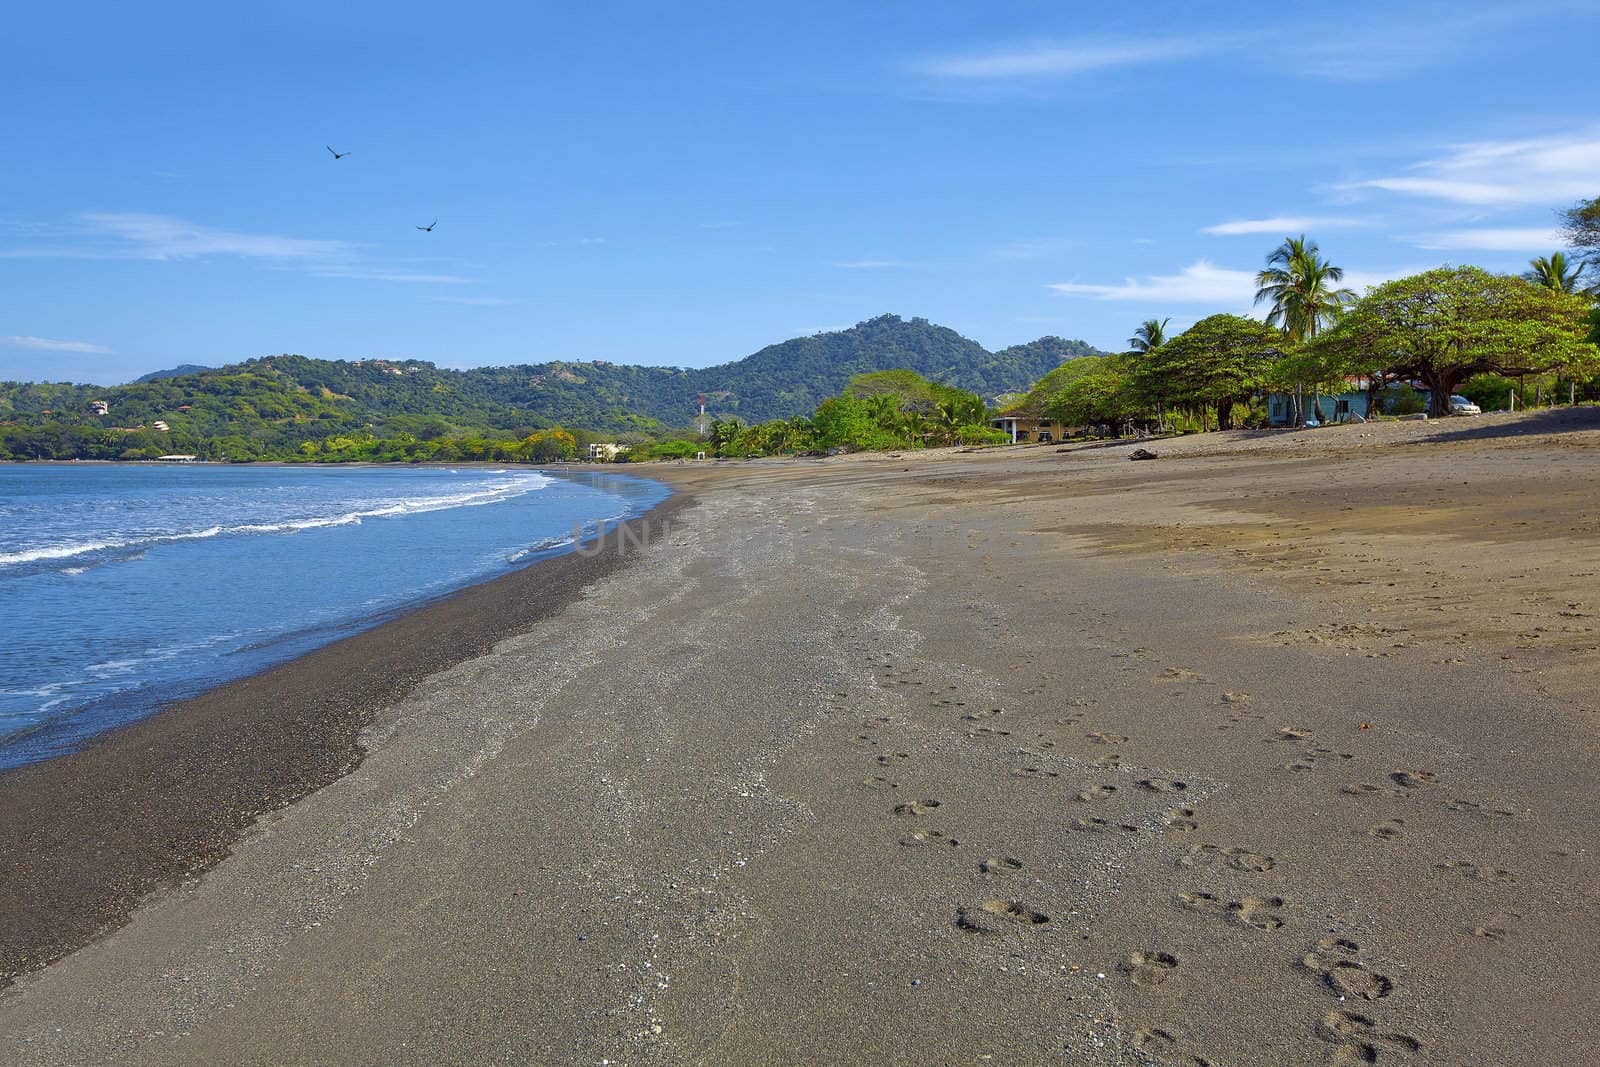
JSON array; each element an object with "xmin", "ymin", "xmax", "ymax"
[
  {"xmin": 2, "ymin": 335, "xmax": 112, "ymax": 354},
  {"xmin": 911, "ymin": 37, "xmax": 1210, "ymax": 79},
  {"xmin": 1348, "ymin": 131, "xmax": 1600, "ymax": 206},
  {"xmin": 1049, "ymin": 261, "xmax": 1258, "ymax": 303},
  {"xmin": 312, "ymin": 269, "xmax": 471, "ymax": 284},
  {"xmin": 1406, "ymin": 227, "xmax": 1565, "ymax": 252},
  {"xmin": 432, "ymin": 295, "xmax": 515, "ymax": 306},
  {"xmin": 1202, "ymin": 216, "xmax": 1364, "ymax": 236},
  {"xmin": 83, "ymin": 213, "xmax": 349, "ymax": 260},
  {"xmin": 1289, "ymin": 4, "xmax": 1573, "ymax": 81},
  {"xmin": 1050, "ymin": 260, "xmax": 1416, "ymax": 305}
]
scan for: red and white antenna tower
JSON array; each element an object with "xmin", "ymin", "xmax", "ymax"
[{"xmin": 698, "ymin": 394, "xmax": 707, "ymax": 436}]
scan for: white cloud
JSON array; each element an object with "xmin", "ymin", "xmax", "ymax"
[
  {"xmin": 2, "ymin": 335, "xmax": 112, "ymax": 354},
  {"xmin": 1406, "ymin": 227, "xmax": 1565, "ymax": 252},
  {"xmin": 1349, "ymin": 132, "xmax": 1600, "ymax": 206},
  {"xmin": 912, "ymin": 38, "xmax": 1207, "ymax": 79},
  {"xmin": 1049, "ymin": 260, "xmax": 1258, "ymax": 303},
  {"xmin": 1049, "ymin": 260, "xmax": 1418, "ymax": 305},
  {"xmin": 1202, "ymin": 216, "xmax": 1363, "ymax": 236},
  {"xmin": 83, "ymin": 213, "xmax": 348, "ymax": 260}
]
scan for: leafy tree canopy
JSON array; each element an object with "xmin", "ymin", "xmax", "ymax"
[
  {"xmin": 1560, "ymin": 195, "xmax": 1600, "ymax": 253},
  {"xmin": 1314, "ymin": 266, "xmax": 1596, "ymax": 416},
  {"xmin": 1131, "ymin": 314, "xmax": 1287, "ymax": 429}
]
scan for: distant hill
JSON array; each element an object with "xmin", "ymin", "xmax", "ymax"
[
  {"xmin": 133, "ymin": 364, "xmax": 213, "ymax": 383},
  {"xmin": 0, "ymin": 316, "xmax": 1103, "ymax": 449}
]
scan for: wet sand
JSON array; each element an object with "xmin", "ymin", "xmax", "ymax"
[
  {"xmin": 0, "ymin": 497, "xmax": 691, "ymax": 987},
  {"xmin": 2, "ymin": 410, "xmax": 1598, "ymax": 1065}
]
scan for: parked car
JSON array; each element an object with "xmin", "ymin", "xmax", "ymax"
[{"xmin": 1449, "ymin": 395, "xmax": 1482, "ymax": 415}]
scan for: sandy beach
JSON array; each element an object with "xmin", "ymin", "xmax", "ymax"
[{"xmin": 3, "ymin": 410, "xmax": 1598, "ymax": 1065}]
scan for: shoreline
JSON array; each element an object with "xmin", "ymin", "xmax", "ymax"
[{"xmin": 0, "ymin": 488, "xmax": 690, "ymax": 988}]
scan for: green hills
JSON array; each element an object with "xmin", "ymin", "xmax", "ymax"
[{"xmin": 0, "ymin": 315, "xmax": 1101, "ymax": 458}]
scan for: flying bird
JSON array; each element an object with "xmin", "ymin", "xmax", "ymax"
[
  {"xmin": 416, "ymin": 220, "xmax": 437, "ymax": 232},
  {"xmin": 326, "ymin": 145, "xmax": 351, "ymax": 160}
]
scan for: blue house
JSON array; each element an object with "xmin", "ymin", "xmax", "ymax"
[{"xmin": 1267, "ymin": 377, "xmax": 1372, "ymax": 426}]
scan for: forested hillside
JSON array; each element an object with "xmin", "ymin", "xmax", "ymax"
[{"xmin": 0, "ymin": 315, "xmax": 1101, "ymax": 459}]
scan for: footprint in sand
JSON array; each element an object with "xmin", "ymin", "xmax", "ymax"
[
  {"xmin": 961, "ymin": 707, "xmax": 1005, "ymax": 721},
  {"xmin": 1341, "ymin": 782, "xmax": 1381, "ymax": 795},
  {"xmin": 1136, "ymin": 777, "xmax": 1188, "ymax": 794},
  {"xmin": 1093, "ymin": 753, "xmax": 1124, "ymax": 768},
  {"xmin": 1444, "ymin": 798, "xmax": 1517, "ymax": 819},
  {"xmin": 1315, "ymin": 1009, "xmax": 1421, "ymax": 1063},
  {"xmin": 1071, "ymin": 816, "xmax": 1140, "ymax": 834},
  {"xmin": 1176, "ymin": 892, "xmax": 1287, "ymax": 931},
  {"xmin": 1164, "ymin": 808, "xmax": 1200, "ymax": 832},
  {"xmin": 967, "ymin": 726, "xmax": 1012, "ymax": 739},
  {"xmin": 1076, "ymin": 784, "xmax": 1119, "ymax": 801},
  {"xmin": 898, "ymin": 828, "xmax": 959, "ymax": 848},
  {"xmin": 892, "ymin": 799, "xmax": 941, "ymax": 816},
  {"xmin": 1220, "ymin": 691, "xmax": 1252, "ymax": 704},
  {"xmin": 1368, "ymin": 819, "xmax": 1406, "ymax": 841},
  {"xmin": 1390, "ymin": 770, "xmax": 1438, "ymax": 789},
  {"xmin": 1434, "ymin": 860, "xmax": 1514, "ymax": 883},
  {"xmin": 1132, "ymin": 1027, "xmax": 1178, "ymax": 1053},
  {"xmin": 1087, "ymin": 731, "xmax": 1129, "ymax": 745},
  {"xmin": 1010, "ymin": 766, "xmax": 1060, "ymax": 779},
  {"xmin": 1303, "ymin": 938, "xmax": 1395, "ymax": 1000},
  {"xmin": 874, "ymin": 752, "xmax": 910, "ymax": 766},
  {"xmin": 979, "ymin": 856, "xmax": 1025, "ymax": 875},
  {"xmin": 861, "ymin": 776, "xmax": 900, "ymax": 791},
  {"xmin": 1470, "ymin": 925, "xmax": 1508, "ymax": 942},
  {"xmin": 1270, "ymin": 727, "xmax": 1315, "ymax": 743},
  {"xmin": 956, "ymin": 900, "xmax": 1050, "ymax": 934},
  {"xmin": 1118, "ymin": 950, "xmax": 1180, "ymax": 987},
  {"xmin": 1178, "ymin": 844, "xmax": 1275, "ymax": 872}
]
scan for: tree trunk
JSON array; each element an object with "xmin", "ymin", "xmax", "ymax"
[
  {"xmin": 1217, "ymin": 399, "xmax": 1235, "ymax": 431},
  {"xmin": 1422, "ymin": 370, "xmax": 1459, "ymax": 418}
]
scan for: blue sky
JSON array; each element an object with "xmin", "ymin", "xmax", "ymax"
[{"xmin": 4, "ymin": 1, "xmax": 1596, "ymax": 383}]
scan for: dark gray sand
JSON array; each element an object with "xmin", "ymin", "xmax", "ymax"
[{"xmin": 2, "ymin": 411, "xmax": 1597, "ymax": 1065}]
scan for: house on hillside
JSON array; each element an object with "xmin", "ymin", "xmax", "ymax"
[
  {"xmin": 1267, "ymin": 378, "xmax": 1372, "ymax": 426},
  {"xmin": 588, "ymin": 442, "xmax": 630, "ymax": 462},
  {"xmin": 88, "ymin": 400, "xmax": 110, "ymax": 416},
  {"xmin": 989, "ymin": 410, "xmax": 1062, "ymax": 444}
]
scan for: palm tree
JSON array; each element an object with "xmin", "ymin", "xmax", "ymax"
[
  {"xmin": 1129, "ymin": 318, "xmax": 1170, "ymax": 353},
  {"xmin": 1254, "ymin": 236, "xmax": 1357, "ymax": 424},
  {"xmin": 1522, "ymin": 252, "xmax": 1584, "ymax": 293}
]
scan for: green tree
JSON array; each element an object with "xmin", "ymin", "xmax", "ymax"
[
  {"xmin": 1128, "ymin": 318, "xmax": 1170, "ymax": 353},
  {"xmin": 1523, "ymin": 252, "xmax": 1585, "ymax": 293},
  {"xmin": 1559, "ymin": 196, "xmax": 1600, "ymax": 259},
  {"xmin": 1314, "ymin": 267, "xmax": 1597, "ymax": 417},
  {"xmin": 706, "ymin": 417, "xmax": 745, "ymax": 454},
  {"xmin": 1254, "ymin": 236, "xmax": 1356, "ymax": 425},
  {"xmin": 1132, "ymin": 315, "xmax": 1286, "ymax": 431},
  {"xmin": 1046, "ymin": 358, "xmax": 1139, "ymax": 432}
]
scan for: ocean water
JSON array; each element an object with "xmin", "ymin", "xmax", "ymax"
[{"xmin": 0, "ymin": 464, "xmax": 669, "ymax": 770}]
